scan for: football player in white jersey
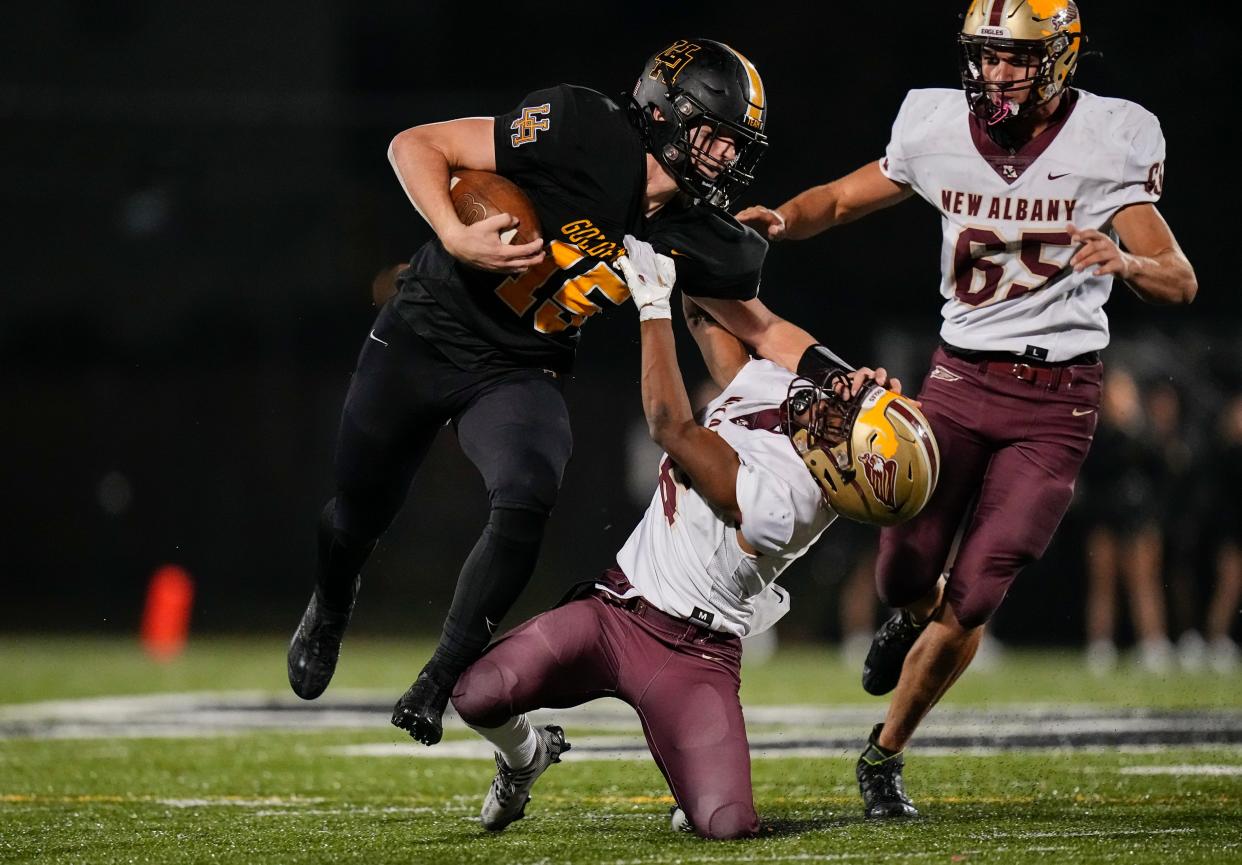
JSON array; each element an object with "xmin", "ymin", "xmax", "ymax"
[
  {"xmin": 738, "ymin": 0, "xmax": 1197, "ymax": 819},
  {"xmin": 447, "ymin": 236, "xmax": 939, "ymax": 839}
]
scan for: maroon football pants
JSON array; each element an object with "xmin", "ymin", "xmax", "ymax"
[
  {"xmin": 451, "ymin": 575, "xmax": 758, "ymax": 840},
  {"xmin": 877, "ymin": 345, "xmax": 1102, "ymax": 628}
]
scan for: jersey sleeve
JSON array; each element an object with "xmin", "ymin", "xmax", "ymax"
[
  {"xmin": 494, "ymin": 85, "xmax": 577, "ymax": 183},
  {"xmin": 647, "ymin": 206, "xmax": 766, "ymax": 300},
  {"xmin": 1116, "ymin": 108, "xmax": 1166, "ymax": 207},
  {"xmin": 879, "ymin": 91, "xmax": 919, "ymax": 188},
  {"xmin": 734, "ymin": 458, "xmax": 800, "ymax": 556}
]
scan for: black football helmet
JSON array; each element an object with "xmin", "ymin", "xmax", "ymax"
[{"xmin": 630, "ymin": 38, "xmax": 768, "ymax": 209}]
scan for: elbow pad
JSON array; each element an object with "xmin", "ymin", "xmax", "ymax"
[{"xmin": 797, "ymin": 344, "xmax": 854, "ymax": 378}]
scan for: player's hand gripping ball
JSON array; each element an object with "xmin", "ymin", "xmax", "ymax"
[{"xmin": 447, "ymin": 170, "xmax": 545, "ymax": 274}]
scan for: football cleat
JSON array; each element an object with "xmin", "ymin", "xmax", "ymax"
[
  {"xmin": 480, "ymin": 725, "xmax": 571, "ymax": 832},
  {"xmin": 861, "ymin": 609, "xmax": 926, "ymax": 696},
  {"xmin": 286, "ymin": 576, "xmax": 359, "ymax": 701},
  {"xmin": 669, "ymin": 805, "xmax": 695, "ymax": 834},
  {"xmin": 390, "ymin": 666, "xmax": 456, "ymax": 746},
  {"xmin": 856, "ymin": 723, "xmax": 919, "ymax": 819}
]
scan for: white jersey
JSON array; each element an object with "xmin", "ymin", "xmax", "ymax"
[
  {"xmin": 880, "ymin": 88, "xmax": 1166, "ymax": 361},
  {"xmin": 614, "ymin": 359, "xmax": 836, "ymax": 638}
]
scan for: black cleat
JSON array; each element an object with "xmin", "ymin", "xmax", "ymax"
[
  {"xmin": 287, "ymin": 577, "xmax": 359, "ymax": 701},
  {"xmin": 861, "ymin": 609, "xmax": 926, "ymax": 696},
  {"xmin": 856, "ymin": 723, "xmax": 919, "ymax": 819},
  {"xmin": 391, "ymin": 666, "xmax": 455, "ymax": 746}
]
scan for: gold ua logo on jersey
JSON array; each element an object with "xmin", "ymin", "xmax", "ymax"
[{"xmin": 510, "ymin": 103, "xmax": 551, "ymax": 147}]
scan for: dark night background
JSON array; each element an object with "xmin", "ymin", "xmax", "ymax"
[{"xmin": 3, "ymin": 2, "xmax": 1238, "ymax": 646}]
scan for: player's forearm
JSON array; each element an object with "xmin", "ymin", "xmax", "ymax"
[
  {"xmin": 777, "ymin": 162, "xmax": 911, "ymax": 240},
  {"xmin": 776, "ymin": 183, "xmax": 846, "ymax": 240},
  {"xmin": 1123, "ymin": 247, "xmax": 1198, "ymax": 305},
  {"xmin": 639, "ymin": 319, "xmax": 697, "ymax": 449},
  {"xmin": 691, "ymin": 297, "xmax": 817, "ymax": 375},
  {"xmin": 748, "ymin": 318, "xmax": 818, "ymax": 374},
  {"xmin": 388, "ymin": 128, "xmax": 462, "ymax": 240},
  {"xmin": 639, "ymin": 317, "xmax": 744, "ymax": 524},
  {"xmin": 683, "ymin": 298, "xmax": 751, "ymax": 389}
]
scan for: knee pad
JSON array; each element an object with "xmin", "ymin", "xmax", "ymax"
[
  {"xmin": 450, "ymin": 658, "xmax": 512, "ymax": 729},
  {"xmin": 700, "ymin": 801, "xmax": 759, "ymax": 840},
  {"xmin": 486, "ymin": 506, "xmax": 549, "ymax": 547},
  {"xmin": 947, "ymin": 588, "xmax": 1001, "ymax": 630},
  {"xmin": 488, "ymin": 454, "xmax": 565, "ymax": 515}
]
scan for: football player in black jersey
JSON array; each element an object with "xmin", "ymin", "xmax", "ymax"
[{"xmin": 287, "ymin": 38, "xmax": 847, "ymax": 747}]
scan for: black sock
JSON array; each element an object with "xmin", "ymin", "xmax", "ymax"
[
  {"xmin": 428, "ymin": 506, "xmax": 548, "ymax": 680},
  {"xmin": 315, "ymin": 500, "xmax": 377, "ymax": 611}
]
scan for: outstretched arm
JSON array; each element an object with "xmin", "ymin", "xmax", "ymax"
[
  {"xmin": 736, "ymin": 159, "xmax": 913, "ymax": 241},
  {"xmin": 619, "ymin": 238, "xmax": 745, "ymax": 526},
  {"xmin": 387, "ymin": 118, "xmax": 545, "ymax": 273},
  {"xmin": 689, "ymin": 295, "xmax": 815, "ymax": 374},
  {"xmin": 682, "ymin": 294, "xmax": 751, "ymax": 390}
]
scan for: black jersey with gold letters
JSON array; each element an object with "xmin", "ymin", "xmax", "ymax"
[{"xmin": 392, "ymin": 84, "xmax": 766, "ymax": 374}]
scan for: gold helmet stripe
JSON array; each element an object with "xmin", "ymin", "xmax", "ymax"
[{"xmin": 722, "ymin": 43, "xmax": 765, "ymax": 128}]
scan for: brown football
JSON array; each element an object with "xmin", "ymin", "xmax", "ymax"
[{"xmin": 449, "ymin": 170, "xmax": 542, "ymax": 246}]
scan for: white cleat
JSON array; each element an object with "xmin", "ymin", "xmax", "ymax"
[
  {"xmin": 670, "ymin": 805, "xmax": 695, "ymax": 834},
  {"xmin": 1085, "ymin": 639, "xmax": 1118, "ymax": 677},
  {"xmin": 1209, "ymin": 637, "xmax": 1240, "ymax": 675},
  {"xmin": 480, "ymin": 725, "xmax": 570, "ymax": 832}
]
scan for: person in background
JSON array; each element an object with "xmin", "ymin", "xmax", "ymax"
[{"xmin": 1079, "ymin": 366, "xmax": 1172, "ymax": 674}]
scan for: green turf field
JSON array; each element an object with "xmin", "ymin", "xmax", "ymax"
[{"xmin": 1, "ymin": 636, "xmax": 1240, "ymax": 864}]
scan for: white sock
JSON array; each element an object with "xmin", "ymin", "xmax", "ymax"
[{"xmin": 469, "ymin": 714, "xmax": 538, "ymax": 769}]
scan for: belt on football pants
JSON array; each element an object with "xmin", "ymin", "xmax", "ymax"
[
  {"xmin": 941, "ymin": 342, "xmax": 1099, "ymax": 390},
  {"xmin": 593, "ymin": 569, "xmax": 732, "ymax": 644}
]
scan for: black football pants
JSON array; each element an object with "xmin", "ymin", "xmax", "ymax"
[{"xmin": 316, "ymin": 300, "xmax": 572, "ymax": 679}]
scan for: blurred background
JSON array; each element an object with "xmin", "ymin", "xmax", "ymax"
[{"xmin": 3, "ymin": 1, "xmax": 1239, "ymax": 674}]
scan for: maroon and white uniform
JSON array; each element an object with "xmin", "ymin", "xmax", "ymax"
[
  {"xmin": 874, "ymin": 87, "xmax": 1162, "ymax": 625},
  {"xmin": 616, "ymin": 358, "xmax": 835, "ymax": 637},
  {"xmin": 881, "ymin": 87, "xmax": 1164, "ymax": 361},
  {"xmin": 452, "ymin": 358, "xmax": 834, "ymax": 839}
]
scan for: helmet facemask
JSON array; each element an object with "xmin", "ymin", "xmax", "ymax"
[
  {"xmin": 782, "ymin": 370, "xmax": 863, "ymax": 492},
  {"xmin": 784, "ymin": 373, "xmax": 942, "ymax": 526},
  {"xmin": 648, "ymin": 91, "xmax": 767, "ymax": 209},
  {"xmin": 959, "ymin": 35, "xmax": 1071, "ymax": 127}
]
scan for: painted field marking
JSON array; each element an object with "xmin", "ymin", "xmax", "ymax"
[{"xmin": 1119, "ymin": 764, "xmax": 1242, "ymax": 776}]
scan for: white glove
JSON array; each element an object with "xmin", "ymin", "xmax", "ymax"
[{"xmin": 618, "ymin": 234, "xmax": 677, "ymax": 321}]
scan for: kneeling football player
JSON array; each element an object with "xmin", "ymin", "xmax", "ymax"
[{"xmin": 448, "ymin": 237, "xmax": 940, "ymax": 839}]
